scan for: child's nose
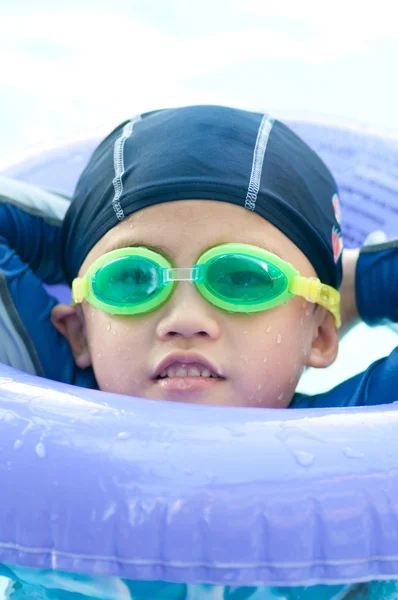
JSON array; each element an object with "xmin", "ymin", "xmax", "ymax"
[{"xmin": 155, "ymin": 283, "xmax": 220, "ymax": 340}]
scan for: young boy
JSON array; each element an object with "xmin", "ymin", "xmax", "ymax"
[
  {"xmin": 47, "ymin": 104, "xmax": 343, "ymax": 408},
  {"xmin": 2, "ymin": 105, "xmax": 397, "ymax": 411}
]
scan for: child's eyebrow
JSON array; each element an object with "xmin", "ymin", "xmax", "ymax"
[
  {"xmin": 105, "ymin": 240, "xmax": 287, "ymax": 262},
  {"xmin": 105, "ymin": 240, "xmax": 173, "ymax": 259},
  {"xmin": 248, "ymin": 242, "xmax": 288, "ymax": 262}
]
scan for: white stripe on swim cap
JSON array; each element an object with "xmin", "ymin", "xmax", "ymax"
[
  {"xmin": 112, "ymin": 114, "xmax": 142, "ymax": 221},
  {"xmin": 245, "ymin": 114, "xmax": 274, "ymax": 211}
]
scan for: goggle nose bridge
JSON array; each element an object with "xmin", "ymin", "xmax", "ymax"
[{"xmin": 161, "ymin": 266, "xmax": 203, "ymax": 283}]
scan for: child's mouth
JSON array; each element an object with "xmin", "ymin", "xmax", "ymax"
[{"xmin": 153, "ymin": 362, "xmax": 224, "ymax": 393}]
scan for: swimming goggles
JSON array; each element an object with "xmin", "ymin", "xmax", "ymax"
[{"xmin": 72, "ymin": 243, "xmax": 341, "ymax": 327}]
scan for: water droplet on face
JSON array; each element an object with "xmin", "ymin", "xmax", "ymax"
[
  {"xmin": 277, "ymin": 392, "xmax": 284, "ymax": 401},
  {"xmin": 14, "ymin": 439, "xmax": 22, "ymax": 450},
  {"xmin": 117, "ymin": 431, "xmax": 132, "ymax": 440},
  {"xmin": 97, "ymin": 353, "xmax": 102, "ymax": 359},
  {"xmin": 263, "ymin": 356, "xmax": 267, "ymax": 363},
  {"xmin": 36, "ymin": 441, "xmax": 46, "ymax": 459},
  {"xmin": 266, "ymin": 326, "xmax": 272, "ymax": 333},
  {"xmin": 106, "ymin": 323, "xmax": 111, "ymax": 332},
  {"xmin": 343, "ymin": 446, "xmax": 365, "ymax": 459},
  {"xmin": 276, "ymin": 333, "xmax": 282, "ymax": 344},
  {"xmin": 293, "ymin": 450, "xmax": 314, "ymax": 467}
]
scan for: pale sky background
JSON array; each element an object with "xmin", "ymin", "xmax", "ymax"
[
  {"xmin": 1, "ymin": 0, "xmax": 398, "ymax": 160},
  {"xmin": 0, "ymin": 0, "xmax": 398, "ymax": 393}
]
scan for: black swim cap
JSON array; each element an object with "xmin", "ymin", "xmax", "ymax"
[{"xmin": 61, "ymin": 105, "xmax": 343, "ymax": 288}]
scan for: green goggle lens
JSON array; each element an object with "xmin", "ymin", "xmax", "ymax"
[
  {"xmin": 92, "ymin": 257, "xmax": 162, "ymax": 306},
  {"xmin": 205, "ymin": 255, "xmax": 287, "ymax": 304}
]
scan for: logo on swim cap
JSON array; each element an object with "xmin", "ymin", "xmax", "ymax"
[
  {"xmin": 332, "ymin": 225, "xmax": 343, "ymax": 263},
  {"xmin": 332, "ymin": 193, "xmax": 341, "ymax": 224}
]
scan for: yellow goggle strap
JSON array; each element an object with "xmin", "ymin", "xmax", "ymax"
[
  {"xmin": 290, "ymin": 276, "xmax": 341, "ymax": 328},
  {"xmin": 72, "ymin": 278, "xmax": 89, "ymax": 305}
]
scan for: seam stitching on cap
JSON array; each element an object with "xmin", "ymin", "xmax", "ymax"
[
  {"xmin": 111, "ymin": 114, "xmax": 142, "ymax": 220},
  {"xmin": 245, "ymin": 114, "xmax": 274, "ymax": 211}
]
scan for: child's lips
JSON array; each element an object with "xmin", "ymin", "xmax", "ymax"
[
  {"xmin": 152, "ymin": 353, "xmax": 224, "ymax": 380},
  {"xmin": 154, "ymin": 376, "xmax": 223, "ymax": 393}
]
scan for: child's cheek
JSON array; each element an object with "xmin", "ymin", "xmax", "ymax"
[
  {"xmin": 247, "ymin": 319, "xmax": 309, "ymax": 407},
  {"xmin": 91, "ymin": 322, "xmax": 150, "ymax": 395}
]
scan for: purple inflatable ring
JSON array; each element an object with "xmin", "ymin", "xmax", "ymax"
[{"xmin": 0, "ymin": 119, "xmax": 398, "ymax": 587}]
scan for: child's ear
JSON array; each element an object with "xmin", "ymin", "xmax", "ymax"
[
  {"xmin": 51, "ymin": 304, "xmax": 92, "ymax": 369},
  {"xmin": 306, "ymin": 309, "xmax": 339, "ymax": 369}
]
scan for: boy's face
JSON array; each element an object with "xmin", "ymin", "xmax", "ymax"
[{"xmin": 55, "ymin": 200, "xmax": 338, "ymax": 408}]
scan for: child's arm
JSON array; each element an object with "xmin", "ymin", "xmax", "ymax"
[
  {"xmin": 0, "ymin": 191, "xmax": 96, "ymax": 388},
  {"xmin": 293, "ymin": 346, "xmax": 398, "ymax": 408},
  {"xmin": 339, "ymin": 235, "xmax": 398, "ymax": 334},
  {"xmin": 0, "ymin": 201, "xmax": 72, "ymax": 380},
  {"xmin": 356, "ymin": 237, "xmax": 398, "ymax": 325},
  {"xmin": 294, "ymin": 236, "xmax": 398, "ymax": 408},
  {"xmin": 0, "ymin": 175, "xmax": 68, "ymax": 283}
]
